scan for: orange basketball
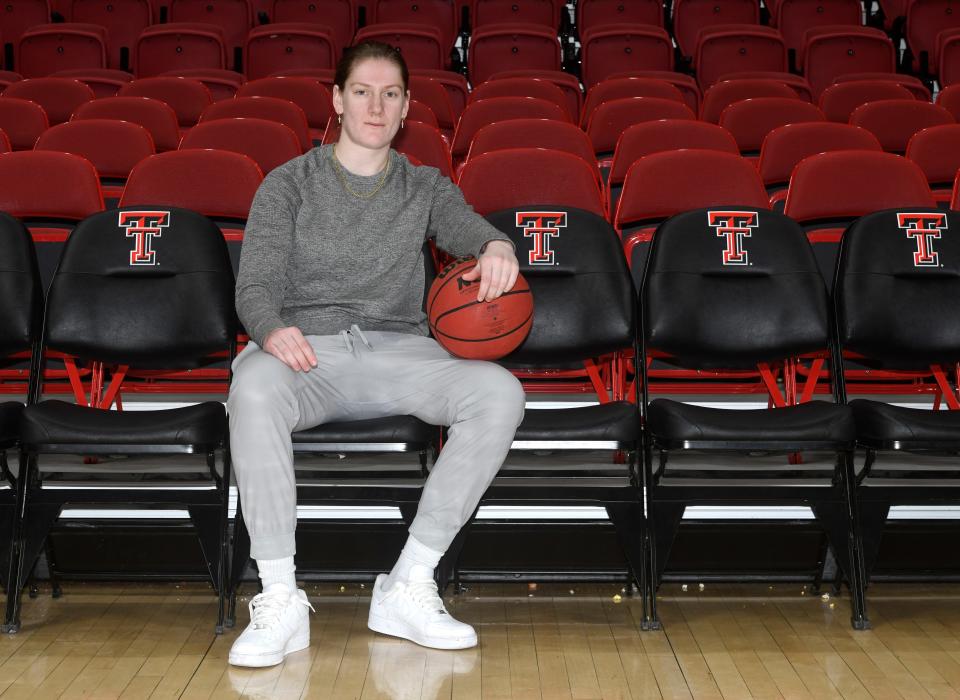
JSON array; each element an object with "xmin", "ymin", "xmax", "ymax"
[{"xmin": 427, "ymin": 257, "xmax": 534, "ymax": 360}]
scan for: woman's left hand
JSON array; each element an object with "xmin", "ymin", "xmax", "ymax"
[{"xmin": 460, "ymin": 240, "xmax": 520, "ymax": 302}]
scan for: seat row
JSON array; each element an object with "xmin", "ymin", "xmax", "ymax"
[{"xmin": 3, "ymin": 200, "xmax": 959, "ymax": 634}]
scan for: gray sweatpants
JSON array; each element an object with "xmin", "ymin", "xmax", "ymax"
[{"xmin": 227, "ymin": 328, "xmax": 526, "ymax": 560}]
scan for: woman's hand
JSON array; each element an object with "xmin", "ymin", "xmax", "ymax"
[
  {"xmin": 264, "ymin": 326, "xmax": 318, "ymax": 372},
  {"xmin": 460, "ymin": 240, "xmax": 520, "ymax": 302}
]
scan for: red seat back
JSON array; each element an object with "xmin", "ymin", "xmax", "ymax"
[{"xmin": 73, "ymin": 95, "xmax": 181, "ymax": 151}]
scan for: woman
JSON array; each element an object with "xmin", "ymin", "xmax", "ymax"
[{"xmin": 226, "ymin": 42, "xmax": 526, "ymax": 668}]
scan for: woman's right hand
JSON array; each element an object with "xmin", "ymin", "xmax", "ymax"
[{"xmin": 264, "ymin": 326, "xmax": 318, "ymax": 372}]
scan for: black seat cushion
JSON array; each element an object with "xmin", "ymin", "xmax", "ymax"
[
  {"xmin": 515, "ymin": 401, "xmax": 639, "ymax": 441},
  {"xmin": 648, "ymin": 399, "xmax": 854, "ymax": 445},
  {"xmin": 293, "ymin": 416, "xmax": 436, "ymax": 445},
  {"xmin": 0, "ymin": 402, "xmax": 23, "ymax": 446},
  {"xmin": 851, "ymin": 399, "xmax": 960, "ymax": 445},
  {"xmin": 20, "ymin": 400, "xmax": 227, "ymax": 446}
]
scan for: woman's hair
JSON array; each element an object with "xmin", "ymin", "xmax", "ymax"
[{"xmin": 334, "ymin": 41, "xmax": 410, "ymax": 93}]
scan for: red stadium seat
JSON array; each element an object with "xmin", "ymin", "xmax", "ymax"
[
  {"xmin": 577, "ymin": 0, "xmax": 663, "ymax": 30},
  {"xmin": 830, "ymin": 71, "xmax": 931, "ymax": 99},
  {"xmin": 471, "ymin": 0, "xmax": 563, "ymax": 29},
  {"xmin": 673, "ymin": 0, "xmax": 759, "ymax": 60},
  {"xmin": 818, "ymin": 80, "xmax": 915, "ymax": 122},
  {"xmin": 120, "ymin": 149, "xmax": 263, "ymax": 237},
  {"xmin": 119, "ymin": 77, "xmax": 213, "ymax": 128},
  {"xmin": 581, "ymin": 77, "xmax": 685, "ymax": 128},
  {"xmin": 18, "ymin": 23, "xmax": 107, "ymax": 78},
  {"xmin": 699, "ymin": 78, "xmax": 798, "ymax": 123},
  {"xmin": 470, "ymin": 77, "xmax": 571, "ymax": 120},
  {"xmin": 272, "ymin": 0, "xmax": 356, "ymax": 49},
  {"xmin": 849, "ymin": 99, "xmax": 955, "ymax": 154},
  {"xmin": 268, "ymin": 65, "xmax": 335, "ymax": 90},
  {"xmin": 906, "ymin": 123, "xmax": 960, "ymax": 204},
  {"xmin": 409, "ymin": 68, "xmax": 467, "ymax": 119},
  {"xmin": 0, "ymin": 0, "xmax": 51, "ymax": 70},
  {"xmin": 937, "ymin": 84, "xmax": 960, "ymax": 120},
  {"xmin": 370, "ymin": 0, "xmax": 457, "ymax": 51},
  {"xmin": 0, "ymin": 97, "xmax": 47, "ymax": 149},
  {"xmin": 586, "ymin": 96, "xmax": 696, "ymax": 158},
  {"xmin": 35, "ymin": 118, "xmax": 155, "ymax": 202},
  {"xmin": 718, "ymin": 96, "xmax": 824, "ymax": 154},
  {"xmin": 237, "ymin": 76, "xmax": 332, "ymax": 142},
  {"xmin": 0, "ymin": 129, "xmax": 10, "ymax": 152},
  {"xmin": 775, "ymin": 0, "xmax": 860, "ymax": 63},
  {"xmin": 72, "ymin": 96, "xmax": 181, "ymax": 151},
  {"xmin": 3, "ymin": 76, "xmax": 94, "ymax": 124},
  {"xmin": 0, "ymin": 71, "xmax": 23, "ymax": 89},
  {"xmin": 245, "ymin": 23, "xmax": 338, "ymax": 80},
  {"xmin": 180, "ymin": 117, "xmax": 301, "ymax": 173},
  {"xmin": 161, "ymin": 68, "xmax": 245, "ymax": 100},
  {"xmin": 487, "ymin": 69, "xmax": 583, "ymax": 123},
  {"xmin": 450, "ymin": 96, "xmax": 568, "ymax": 163},
  {"xmin": 579, "ymin": 25, "xmax": 673, "ymax": 88},
  {"xmin": 468, "ymin": 23, "xmax": 562, "ymax": 84},
  {"xmin": 607, "ymin": 120, "xmax": 738, "ymax": 212},
  {"xmin": 605, "ymin": 69, "xmax": 701, "ymax": 112},
  {"xmin": 408, "ymin": 74, "xmax": 455, "ymax": 135},
  {"xmin": 355, "ymin": 22, "xmax": 446, "ymax": 70},
  {"xmin": 170, "ymin": 0, "xmax": 252, "ymax": 72},
  {"xmin": 758, "ymin": 121, "xmax": 881, "ymax": 192},
  {"xmin": 694, "ymin": 24, "xmax": 787, "ymax": 89},
  {"xmin": 199, "ymin": 94, "xmax": 311, "ymax": 151},
  {"xmin": 802, "ymin": 26, "xmax": 895, "ymax": 97},
  {"xmin": 458, "ymin": 148, "xmax": 604, "ymax": 216},
  {"xmin": 51, "ymin": 68, "xmax": 134, "ymax": 97},
  {"xmin": 716, "ymin": 70, "xmax": 813, "ymax": 101},
  {"xmin": 465, "ymin": 119, "xmax": 598, "ymax": 182},
  {"xmin": 906, "ymin": 0, "xmax": 960, "ymax": 75},
  {"xmin": 136, "ymin": 23, "xmax": 227, "ymax": 78},
  {"xmin": 71, "ymin": 0, "xmax": 151, "ymax": 71},
  {"xmin": 392, "ymin": 120, "xmax": 453, "ymax": 177},
  {"xmin": 406, "ymin": 98, "xmax": 438, "ymax": 127},
  {"xmin": 939, "ymin": 27, "xmax": 960, "ymax": 86}
]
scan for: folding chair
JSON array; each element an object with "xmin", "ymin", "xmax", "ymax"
[
  {"xmin": 700, "ymin": 77, "xmax": 798, "ymax": 123},
  {"xmin": 3, "ymin": 76, "xmax": 94, "ymax": 124},
  {"xmin": 775, "ymin": 0, "xmax": 860, "ymax": 68},
  {"xmin": 199, "ymin": 95, "xmax": 312, "ymax": 151},
  {"xmin": 831, "ymin": 71, "xmax": 930, "ymax": 99},
  {"xmin": 450, "ymin": 96, "xmax": 568, "ymax": 165},
  {"xmin": 468, "ymin": 23, "xmax": 562, "ymax": 84},
  {"xmin": 581, "ymin": 77, "xmax": 685, "ymax": 129},
  {"xmin": 0, "ymin": 0, "xmax": 51, "ymax": 72},
  {"xmin": 17, "ymin": 23, "xmax": 107, "ymax": 78},
  {"xmin": 938, "ymin": 84, "xmax": 960, "ymax": 120},
  {"xmin": 35, "ymin": 119, "xmax": 156, "ymax": 205},
  {"xmin": 161, "ymin": 68, "xmax": 245, "ymax": 101},
  {"xmin": 939, "ymin": 27, "xmax": 960, "ymax": 86},
  {"xmin": 237, "ymin": 76, "xmax": 332, "ymax": 144},
  {"xmin": 802, "ymin": 26, "xmax": 896, "ymax": 97},
  {"xmin": 607, "ymin": 121, "xmax": 739, "ymax": 213},
  {"xmin": 471, "ymin": 0, "xmax": 562, "ymax": 29},
  {"xmin": 673, "ymin": 0, "xmax": 759, "ymax": 61},
  {"xmin": 465, "ymin": 119, "xmax": 597, "ymax": 180},
  {"xmin": 0, "ymin": 97, "xmax": 48, "ymax": 149},
  {"xmin": 392, "ymin": 120, "xmax": 453, "ymax": 177},
  {"xmin": 469, "ymin": 77, "xmax": 571, "ymax": 120},
  {"xmin": 906, "ymin": 0, "xmax": 960, "ymax": 75},
  {"xmin": 849, "ymin": 99, "xmax": 954, "ymax": 154},
  {"xmin": 71, "ymin": 0, "xmax": 151, "ymax": 71},
  {"xmin": 370, "ymin": 0, "xmax": 457, "ymax": 52},
  {"xmin": 833, "ymin": 207, "xmax": 960, "ymax": 602},
  {"xmin": 604, "ymin": 69, "xmax": 701, "ymax": 112},
  {"xmin": 694, "ymin": 24, "xmax": 787, "ymax": 89},
  {"xmin": 272, "ymin": 0, "xmax": 356, "ymax": 49},
  {"xmin": 585, "ymin": 96, "xmax": 696, "ymax": 162},
  {"xmin": 639, "ymin": 206, "xmax": 865, "ymax": 630},
  {"xmin": 245, "ymin": 23, "xmax": 339, "ymax": 80},
  {"xmin": 458, "ymin": 148, "xmax": 605, "ymax": 218},
  {"xmin": 170, "ymin": 0, "xmax": 252, "ymax": 72},
  {"xmin": 905, "ymin": 123, "xmax": 960, "ymax": 205},
  {"xmin": 578, "ymin": 25, "xmax": 673, "ymax": 88},
  {"xmin": 135, "ymin": 23, "xmax": 228, "ymax": 78},
  {"xmin": 355, "ymin": 23, "xmax": 447, "ymax": 70},
  {"xmin": 51, "ymin": 67, "xmax": 134, "ymax": 97},
  {"xmin": 119, "ymin": 77, "xmax": 214, "ymax": 130},
  {"xmin": 3, "ymin": 206, "xmax": 236, "ymax": 633},
  {"xmin": 577, "ymin": 0, "xmax": 663, "ymax": 30},
  {"xmin": 72, "ymin": 96, "xmax": 181, "ymax": 151},
  {"xmin": 718, "ymin": 96, "xmax": 825, "ymax": 155},
  {"xmin": 818, "ymin": 79, "xmax": 915, "ymax": 122}
]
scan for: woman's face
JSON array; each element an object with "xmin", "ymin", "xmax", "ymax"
[{"xmin": 333, "ymin": 57, "xmax": 409, "ymax": 151}]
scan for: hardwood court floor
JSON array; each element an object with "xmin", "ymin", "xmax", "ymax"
[{"xmin": 3, "ymin": 581, "xmax": 960, "ymax": 699}]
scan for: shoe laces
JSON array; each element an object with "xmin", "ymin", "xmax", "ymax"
[
  {"xmin": 248, "ymin": 589, "xmax": 313, "ymax": 630},
  {"xmin": 401, "ymin": 580, "xmax": 448, "ymax": 617}
]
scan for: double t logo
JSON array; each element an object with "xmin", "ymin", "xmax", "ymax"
[
  {"xmin": 897, "ymin": 212, "xmax": 947, "ymax": 267},
  {"xmin": 119, "ymin": 211, "xmax": 170, "ymax": 266},
  {"xmin": 516, "ymin": 212, "xmax": 566, "ymax": 266},
  {"xmin": 707, "ymin": 211, "xmax": 759, "ymax": 266}
]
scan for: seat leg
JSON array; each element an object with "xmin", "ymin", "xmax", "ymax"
[
  {"xmin": 645, "ymin": 499, "xmax": 684, "ymax": 631},
  {"xmin": 856, "ymin": 499, "xmax": 889, "ymax": 586},
  {"xmin": 605, "ymin": 502, "xmax": 647, "ymax": 598},
  {"xmin": 227, "ymin": 503, "xmax": 250, "ymax": 628},
  {"xmin": 186, "ymin": 503, "xmax": 227, "ymax": 633}
]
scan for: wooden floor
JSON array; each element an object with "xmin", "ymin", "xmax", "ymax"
[{"xmin": 2, "ymin": 581, "xmax": 960, "ymax": 699}]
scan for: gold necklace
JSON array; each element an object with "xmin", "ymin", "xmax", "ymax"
[{"xmin": 330, "ymin": 146, "xmax": 391, "ymax": 199}]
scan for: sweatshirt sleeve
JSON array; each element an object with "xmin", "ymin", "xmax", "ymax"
[
  {"xmin": 427, "ymin": 172, "xmax": 514, "ymax": 258},
  {"xmin": 235, "ymin": 168, "xmax": 302, "ymax": 347}
]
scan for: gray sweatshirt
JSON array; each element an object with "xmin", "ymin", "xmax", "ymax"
[{"xmin": 235, "ymin": 144, "xmax": 512, "ymax": 347}]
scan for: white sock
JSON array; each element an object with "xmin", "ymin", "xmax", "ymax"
[
  {"xmin": 257, "ymin": 556, "xmax": 296, "ymax": 592},
  {"xmin": 384, "ymin": 535, "xmax": 443, "ymax": 590}
]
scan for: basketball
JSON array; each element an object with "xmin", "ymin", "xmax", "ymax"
[{"xmin": 427, "ymin": 257, "xmax": 534, "ymax": 360}]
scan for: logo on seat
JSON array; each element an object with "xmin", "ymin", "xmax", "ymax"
[
  {"xmin": 517, "ymin": 211, "xmax": 566, "ymax": 266},
  {"xmin": 119, "ymin": 211, "xmax": 170, "ymax": 266},
  {"xmin": 897, "ymin": 212, "xmax": 946, "ymax": 267},
  {"xmin": 707, "ymin": 210, "xmax": 758, "ymax": 266}
]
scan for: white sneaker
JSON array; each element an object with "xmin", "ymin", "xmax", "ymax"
[
  {"xmin": 228, "ymin": 586, "xmax": 314, "ymax": 667},
  {"xmin": 367, "ymin": 574, "xmax": 477, "ymax": 650}
]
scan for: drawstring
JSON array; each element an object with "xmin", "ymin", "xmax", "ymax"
[{"xmin": 339, "ymin": 324, "xmax": 373, "ymax": 353}]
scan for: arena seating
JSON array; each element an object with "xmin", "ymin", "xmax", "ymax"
[
  {"xmin": 818, "ymin": 79, "xmax": 915, "ymax": 122},
  {"xmin": 3, "ymin": 77, "xmax": 94, "ymax": 124},
  {"xmin": 717, "ymin": 95, "xmax": 824, "ymax": 154},
  {"xmin": 135, "ymin": 23, "xmax": 228, "ymax": 78},
  {"xmin": 465, "ymin": 118, "xmax": 597, "ymax": 179},
  {"xmin": 245, "ymin": 23, "xmax": 339, "ymax": 79},
  {"xmin": 0, "ymin": 98, "xmax": 48, "ymax": 150},
  {"xmin": 905, "ymin": 123, "xmax": 960, "ymax": 204},
  {"xmin": 586, "ymin": 96, "xmax": 696, "ymax": 159},
  {"xmin": 18, "ymin": 23, "xmax": 108, "ymax": 77},
  {"xmin": 578, "ymin": 25, "xmax": 673, "ymax": 88},
  {"xmin": 71, "ymin": 0, "xmax": 151, "ymax": 70},
  {"xmin": 199, "ymin": 94, "xmax": 312, "ymax": 150},
  {"xmin": 848, "ymin": 99, "xmax": 954, "ymax": 154},
  {"xmin": 51, "ymin": 68, "xmax": 134, "ymax": 97},
  {"xmin": 179, "ymin": 117, "xmax": 301, "ymax": 174},
  {"xmin": 236, "ymin": 76, "xmax": 333, "ymax": 143},
  {"xmin": 580, "ymin": 77, "xmax": 685, "ymax": 128},
  {"xmin": 118, "ymin": 76, "xmax": 213, "ymax": 129},
  {"xmin": 73, "ymin": 95, "xmax": 181, "ymax": 151},
  {"xmin": 700, "ymin": 78, "xmax": 800, "ymax": 124},
  {"xmin": 391, "ymin": 119, "xmax": 453, "ymax": 176}
]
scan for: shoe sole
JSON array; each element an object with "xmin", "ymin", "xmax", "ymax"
[
  {"xmin": 228, "ymin": 633, "xmax": 310, "ymax": 668},
  {"xmin": 368, "ymin": 610, "xmax": 478, "ymax": 650}
]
